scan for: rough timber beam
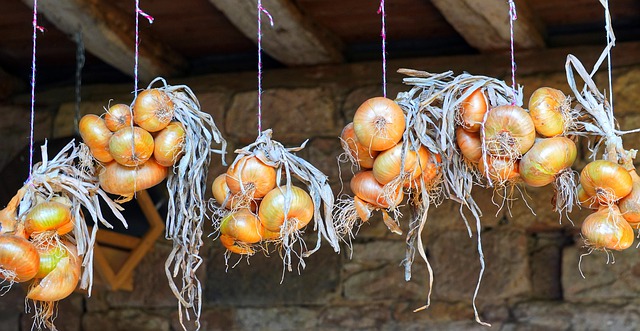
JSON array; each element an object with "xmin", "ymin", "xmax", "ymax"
[
  {"xmin": 430, "ymin": 0, "xmax": 546, "ymax": 51},
  {"xmin": 21, "ymin": 0, "xmax": 187, "ymax": 82},
  {"xmin": 208, "ymin": 0, "xmax": 344, "ymax": 66}
]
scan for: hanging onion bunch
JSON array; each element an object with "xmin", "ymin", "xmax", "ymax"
[
  {"xmin": 0, "ymin": 140, "xmax": 127, "ymax": 329},
  {"xmin": 210, "ymin": 129, "xmax": 338, "ymax": 274}
]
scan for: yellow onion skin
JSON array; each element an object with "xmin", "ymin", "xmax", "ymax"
[
  {"xmin": 353, "ymin": 97, "xmax": 406, "ymax": 152},
  {"xmin": 133, "ymin": 89, "xmax": 175, "ymax": 132},
  {"xmin": 459, "ymin": 88, "xmax": 488, "ymax": 132},
  {"xmin": 109, "ymin": 126, "xmax": 155, "ymax": 167},
  {"xmin": 581, "ymin": 206, "xmax": 634, "ymax": 251},
  {"xmin": 24, "ymin": 201, "xmax": 73, "ymax": 236},
  {"xmin": 0, "ymin": 234, "xmax": 39, "ymax": 282},
  {"xmin": 478, "ymin": 157, "xmax": 519, "ymax": 182},
  {"xmin": 350, "ymin": 171, "xmax": 403, "ymax": 209},
  {"xmin": 104, "ymin": 103, "xmax": 132, "ymax": 132},
  {"xmin": 618, "ymin": 170, "xmax": 640, "ymax": 225},
  {"xmin": 220, "ymin": 234, "xmax": 255, "ymax": 255},
  {"xmin": 354, "ymin": 196, "xmax": 372, "ymax": 222},
  {"xmin": 99, "ymin": 158, "xmax": 168, "ymax": 196},
  {"xmin": 212, "ymin": 174, "xmax": 259, "ymax": 212},
  {"xmin": 577, "ymin": 184, "xmax": 600, "ymax": 210},
  {"xmin": 519, "ymin": 137, "xmax": 577, "ymax": 187},
  {"xmin": 154, "ymin": 121, "xmax": 186, "ymax": 167},
  {"xmin": 373, "ymin": 144, "xmax": 428, "ymax": 185},
  {"xmin": 27, "ymin": 243, "xmax": 81, "ymax": 302},
  {"xmin": 0, "ymin": 188, "xmax": 26, "ymax": 236},
  {"xmin": 220, "ymin": 209, "xmax": 264, "ymax": 244},
  {"xmin": 258, "ymin": 186, "xmax": 314, "ymax": 232},
  {"xmin": 78, "ymin": 114, "xmax": 113, "ymax": 163},
  {"xmin": 580, "ymin": 160, "xmax": 632, "ymax": 204},
  {"xmin": 226, "ymin": 156, "xmax": 277, "ymax": 199},
  {"xmin": 341, "ymin": 122, "xmax": 379, "ymax": 168},
  {"xmin": 456, "ymin": 127, "xmax": 482, "ymax": 163},
  {"xmin": 35, "ymin": 244, "xmax": 68, "ymax": 279},
  {"xmin": 528, "ymin": 87, "xmax": 567, "ymax": 137},
  {"xmin": 484, "ymin": 105, "xmax": 536, "ymax": 157}
]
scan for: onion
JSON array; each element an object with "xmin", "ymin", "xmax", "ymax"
[
  {"xmin": 618, "ymin": 170, "xmax": 640, "ymax": 225},
  {"xmin": 581, "ymin": 206, "xmax": 634, "ymax": 251},
  {"xmin": 373, "ymin": 144, "xmax": 429, "ymax": 185},
  {"xmin": 458, "ymin": 88, "xmax": 488, "ymax": 132},
  {"xmin": 353, "ymin": 97, "xmax": 406, "ymax": 151},
  {"xmin": 0, "ymin": 234, "xmax": 39, "ymax": 282},
  {"xmin": 258, "ymin": 186, "xmax": 314, "ymax": 232},
  {"xmin": 99, "ymin": 158, "xmax": 168, "ymax": 196},
  {"xmin": 35, "ymin": 244, "xmax": 68, "ymax": 279},
  {"xmin": 354, "ymin": 196, "xmax": 372, "ymax": 222},
  {"xmin": 78, "ymin": 114, "xmax": 113, "ymax": 163},
  {"xmin": 340, "ymin": 122, "xmax": 379, "ymax": 168},
  {"xmin": 24, "ymin": 201, "xmax": 73, "ymax": 236},
  {"xmin": 406, "ymin": 153, "xmax": 441, "ymax": 189},
  {"xmin": 154, "ymin": 121, "xmax": 186, "ymax": 167},
  {"xmin": 484, "ymin": 105, "xmax": 536, "ymax": 158},
  {"xmin": 212, "ymin": 174, "xmax": 258, "ymax": 211},
  {"xmin": 577, "ymin": 184, "xmax": 600, "ymax": 210},
  {"xmin": 456, "ymin": 127, "xmax": 482, "ymax": 163},
  {"xmin": 0, "ymin": 188, "xmax": 25, "ymax": 236},
  {"xmin": 133, "ymin": 88, "xmax": 175, "ymax": 132},
  {"xmin": 519, "ymin": 137, "xmax": 577, "ymax": 187},
  {"xmin": 350, "ymin": 170, "xmax": 403, "ymax": 208},
  {"xmin": 528, "ymin": 87, "xmax": 568, "ymax": 137},
  {"xmin": 109, "ymin": 126, "xmax": 155, "ymax": 167},
  {"xmin": 220, "ymin": 209, "xmax": 264, "ymax": 244},
  {"xmin": 226, "ymin": 156, "xmax": 277, "ymax": 199},
  {"xmin": 478, "ymin": 156, "xmax": 519, "ymax": 183},
  {"xmin": 104, "ymin": 104, "xmax": 132, "ymax": 132},
  {"xmin": 27, "ymin": 243, "xmax": 81, "ymax": 302},
  {"xmin": 220, "ymin": 234, "xmax": 255, "ymax": 255},
  {"xmin": 580, "ymin": 160, "xmax": 632, "ymax": 204}
]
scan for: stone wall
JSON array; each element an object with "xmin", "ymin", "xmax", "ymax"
[{"xmin": 1, "ymin": 53, "xmax": 640, "ymax": 330}]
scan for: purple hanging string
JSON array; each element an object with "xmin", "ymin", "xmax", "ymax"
[
  {"xmin": 377, "ymin": 0, "xmax": 387, "ymax": 98},
  {"xmin": 508, "ymin": 0, "xmax": 518, "ymax": 104},
  {"xmin": 28, "ymin": 0, "xmax": 45, "ymax": 180},
  {"xmin": 257, "ymin": 0, "xmax": 274, "ymax": 134},
  {"xmin": 134, "ymin": 0, "xmax": 154, "ymax": 98}
]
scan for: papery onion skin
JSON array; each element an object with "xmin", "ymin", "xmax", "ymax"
[
  {"xmin": 0, "ymin": 234, "xmax": 39, "ymax": 282},
  {"xmin": 459, "ymin": 88, "xmax": 488, "ymax": 132},
  {"xmin": 373, "ymin": 144, "xmax": 428, "ymax": 185},
  {"xmin": 580, "ymin": 160, "xmax": 632, "ymax": 204},
  {"xmin": 78, "ymin": 114, "xmax": 113, "ymax": 163},
  {"xmin": 520, "ymin": 137, "xmax": 577, "ymax": 187},
  {"xmin": 577, "ymin": 184, "xmax": 600, "ymax": 210},
  {"xmin": 581, "ymin": 206, "xmax": 634, "ymax": 251},
  {"xmin": 220, "ymin": 209, "xmax": 264, "ymax": 244},
  {"xmin": 528, "ymin": 87, "xmax": 567, "ymax": 137},
  {"xmin": 258, "ymin": 186, "xmax": 314, "ymax": 232},
  {"xmin": 109, "ymin": 126, "xmax": 155, "ymax": 167},
  {"xmin": 484, "ymin": 105, "xmax": 536, "ymax": 157},
  {"xmin": 133, "ymin": 89, "xmax": 175, "ymax": 132},
  {"xmin": 220, "ymin": 234, "xmax": 255, "ymax": 255},
  {"xmin": 226, "ymin": 156, "xmax": 277, "ymax": 199},
  {"xmin": 212, "ymin": 174, "xmax": 258, "ymax": 212},
  {"xmin": 354, "ymin": 196, "xmax": 372, "ymax": 222},
  {"xmin": 478, "ymin": 157, "xmax": 520, "ymax": 182},
  {"xmin": 104, "ymin": 104, "xmax": 132, "ymax": 132},
  {"xmin": 27, "ymin": 243, "xmax": 81, "ymax": 302},
  {"xmin": 353, "ymin": 97, "xmax": 406, "ymax": 152},
  {"xmin": 618, "ymin": 170, "xmax": 640, "ymax": 225},
  {"xmin": 456, "ymin": 127, "xmax": 482, "ymax": 163},
  {"xmin": 154, "ymin": 121, "xmax": 186, "ymax": 167},
  {"xmin": 0, "ymin": 188, "xmax": 25, "ymax": 236},
  {"xmin": 35, "ymin": 244, "xmax": 67, "ymax": 279},
  {"xmin": 350, "ymin": 170, "xmax": 403, "ymax": 208},
  {"xmin": 341, "ymin": 122, "xmax": 379, "ymax": 168},
  {"xmin": 24, "ymin": 201, "xmax": 73, "ymax": 236},
  {"xmin": 99, "ymin": 158, "xmax": 168, "ymax": 196}
]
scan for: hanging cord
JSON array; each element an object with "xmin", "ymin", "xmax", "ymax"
[
  {"xmin": 378, "ymin": 0, "xmax": 387, "ymax": 98},
  {"xmin": 74, "ymin": 31, "xmax": 85, "ymax": 136},
  {"xmin": 134, "ymin": 0, "xmax": 154, "ymax": 98},
  {"xmin": 28, "ymin": 0, "xmax": 45, "ymax": 180},
  {"xmin": 257, "ymin": 0, "xmax": 274, "ymax": 134},
  {"xmin": 508, "ymin": 0, "xmax": 518, "ymax": 104},
  {"xmin": 601, "ymin": 0, "xmax": 615, "ymax": 115}
]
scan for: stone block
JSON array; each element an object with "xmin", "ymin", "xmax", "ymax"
[
  {"xmin": 607, "ymin": 67, "xmax": 640, "ymax": 116},
  {"xmin": 225, "ymin": 87, "xmax": 338, "ymax": 144},
  {"xmin": 319, "ymin": 304, "xmax": 391, "ymax": 330},
  {"xmin": 0, "ymin": 286, "xmax": 25, "ymax": 331},
  {"xmin": 517, "ymin": 72, "xmax": 573, "ymax": 107},
  {"xmin": 196, "ymin": 91, "xmax": 229, "ymax": 136},
  {"xmin": 82, "ymin": 309, "xmax": 171, "ymax": 331},
  {"xmin": 529, "ymin": 232, "xmax": 564, "ymax": 300},
  {"xmin": 20, "ymin": 293, "xmax": 83, "ymax": 331},
  {"xmin": 234, "ymin": 307, "xmax": 319, "ymax": 330},
  {"xmin": 171, "ymin": 308, "xmax": 237, "ymax": 331}
]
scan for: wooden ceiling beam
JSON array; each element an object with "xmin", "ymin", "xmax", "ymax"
[
  {"xmin": 430, "ymin": 0, "xmax": 545, "ymax": 52},
  {"xmin": 21, "ymin": 0, "xmax": 187, "ymax": 82},
  {"xmin": 208, "ymin": 0, "xmax": 344, "ymax": 66}
]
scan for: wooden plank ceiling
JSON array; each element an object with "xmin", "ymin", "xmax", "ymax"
[{"xmin": 0, "ymin": 0, "xmax": 639, "ymax": 90}]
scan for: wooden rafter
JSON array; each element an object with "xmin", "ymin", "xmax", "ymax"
[
  {"xmin": 208, "ymin": 0, "xmax": 344, "ymax": 66},
  {"xmin": 430, "ymin": 0, "xmax": 545, "ymax": 51},
  {"xmin": 21, "ymin": 0, "xmax": 187, "ymax": 82}
]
